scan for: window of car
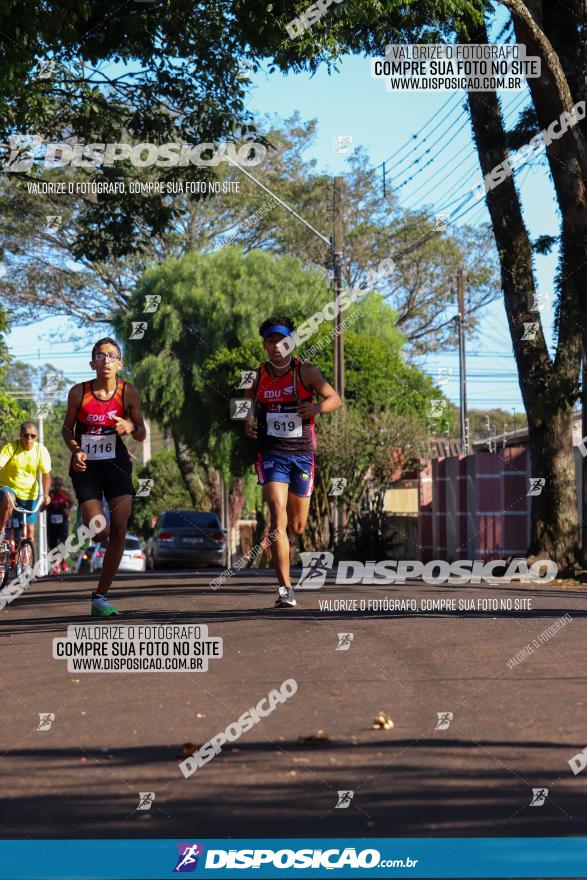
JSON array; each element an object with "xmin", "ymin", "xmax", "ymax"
[
  {"xmin": 161, "ymin": 512, "xmax": 222, "ymax": 529},
  {"xmin": 125, "ymin": 537, "xmax": 142, "ymax": 550}
]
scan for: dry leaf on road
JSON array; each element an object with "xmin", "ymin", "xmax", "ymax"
[{"xmin": 372, "ymin": 712, "xmax": 394, "ymax": 730}]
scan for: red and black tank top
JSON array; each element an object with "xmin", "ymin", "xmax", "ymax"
[
  {"xmin": 255, "ymin": 358, "xmax": 316, "ymax": 455},
  {"xmin": 74, "ymin": 379, "xmax": 131, "ymax": 466}
]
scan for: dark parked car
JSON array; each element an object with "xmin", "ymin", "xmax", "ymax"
[
  {"xmin": 76, "ymin": 543, "xmax": 99, "ymax": 574},
  {"xmin": 146, "ymin": 511, "xmax": 228, "ymax": 570}
]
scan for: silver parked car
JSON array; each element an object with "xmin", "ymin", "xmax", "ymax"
[
  {"xmin": 92, "ymin": 535, "xmax": 147, "ymax": 573},
  {"xmin": 146, "ymin": 511, "xmax": 228, "ymax": 570}
]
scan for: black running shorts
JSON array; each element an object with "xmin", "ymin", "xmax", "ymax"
[{"xmin": 70, "ymin": 461, "xmax": 134, "ymax": 504}]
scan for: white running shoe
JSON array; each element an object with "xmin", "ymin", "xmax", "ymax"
[{"xmin": 275, "ymin": 586, "xmax": 297, "ymax": 608}]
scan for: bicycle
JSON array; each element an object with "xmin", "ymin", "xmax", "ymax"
[{"xmin": 0, "ymin": 494, "xmax": 45, "ymax": 589}]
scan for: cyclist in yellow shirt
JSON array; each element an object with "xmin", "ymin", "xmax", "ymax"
[{"xmin": 0, "ymin": 421, "xmax": 52, "ymax": 546}]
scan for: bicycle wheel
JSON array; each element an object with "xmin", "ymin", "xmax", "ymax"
[
  {"xmin": 15, "ymin": 539, "xmax": 35, "ymax": 585},
  {"xmin": 0, "ymin": 542, "xmax": 10, "ymax": 589}
]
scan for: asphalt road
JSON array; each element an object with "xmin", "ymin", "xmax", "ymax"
[{"xmin": 0, "ymin": 568, "xmax": 586, "ymax": 840}]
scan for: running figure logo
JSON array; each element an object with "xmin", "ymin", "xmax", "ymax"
[
  {"xmin": 296, "ymin": 552, "xmax": 333, "ymax": 590},
  {"xmin": 34, "ymin": 402, "xmax": 52, "ymax": 419},
  {"xmin": 230, "ymin": 399, "xmax": 253, "ymax": 420},
  {"xmin": 129, "ymin": 321, "xmax": 149, "ymax": 340},
  {"xmin": 45, "ymin": 215, "xmax": 62, "ymax": 231},
  {"xmin": 36, "ymin": 59, "xmax": 56, "ymax": 79},
  {"xmin": 328, "ymin": 477, "xmax": 347, "ymax": 496},
  {"xmin": 136, "ymin": 791, "xmax": 155, "ymax": 811},
  {"xmin": 529, "ymin": 292, "xmax": 550, "ymax": 312},
  {"xmin": 434, "ymin": 212, "xmax": 450, "ymax": 232},
  {"xmin": 428, "ymin": 399, "xmax": 446, "ymax": 418},
  {"xmin": 136, "ymin": 479, "xmax": 154, "ymax": 498},
  {"xmin": 336, "ymin": 632, "xmax": 354, "ymax": 651},
  {"xmin": 237, "ymin": 59, "xmax": 255, "ymax": 80},
  {"xmin": 435, "ymin": 367, "xmax": 453, "ymax": 386},
  {"xmin": 527, "ymin": 478, "xmax": 546, "ymax": 496},
  {"xmin": 43, "ymin": 373, "xmax": 63, "ymax": 394},
  {"xmin": 522, "ymin": 322, "xmax": 539, "ymax": 341},
  {"xmin": 36, "ymin": 713, "xmax": 56, "ymax": 731},
  {"xmin": 174, "ymin": 843, "xmax": 204, "ymax": 872},
  {"xmin": 238, "ymin": 370, "xmax": 257, "ymax": 390},
  {"xmin": 143, "ymin": 294, "xmax": 161, "ymax": 313},
  {"xmin": 530, "ymin": 788, "xmax": 548, "ymax": 807},
  {"xmin": 335, "ymin": 790, "xmax": 354, "ymax": 808},
  {"xmin": 334, "ymin": 135, "xmax": 353, "ymax": 154},
  {"xmin": 435, "ymin": 712, "xmax": 454, "ymax": 731}
]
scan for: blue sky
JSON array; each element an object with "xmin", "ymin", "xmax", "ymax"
[{"xmin": 7, "ymin": 32, "xmax": 561, "ymax": 428}]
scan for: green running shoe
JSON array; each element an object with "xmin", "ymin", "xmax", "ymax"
[{"xmin": 90, "ymin": 592, "xmax": 120, "ymax": 617}]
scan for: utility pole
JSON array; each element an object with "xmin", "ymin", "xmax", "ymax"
[
  {"xmin": 220, "ymin": 475, "xmax": 232, "ymax": 570},
  {"xmin": 333, "ymin": 176, "xmax": 344, "ymax": 401},
  {"xmin": 36, "ymin": 409, "xmax": 48, "ymax": 576},
  {"xmin": 582, "ymin": 343, "xmax": 587, "ymax": 563},
  {"xmin": 457, "ymin": 269, "xmax": 468, "ymax": 452},
  {"xmin": 143, "ymin": 417, "xmax": 152, "ymax": 465},
  {"xmin": 332, "ymin": 176, "xmax": 345, "ymax": 544}
]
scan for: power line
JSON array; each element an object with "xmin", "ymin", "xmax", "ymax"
[
  {"xmin": 377, "ymin": 93, "xmax": 462, "ymax": 170},
  {"xmin": 403, "ymin": 91, "xmax": 529, "ymax": 212},
  {"xmin": 448, "ymin": 157, "xmax": 534, "ymax": 227},
  {"xmin": 379, "ymin": 95, "xmax": 466, "ymax": 195},
  {"xmin": 389, "ymin": 112, "xmax": 472, "ymax": 191}
]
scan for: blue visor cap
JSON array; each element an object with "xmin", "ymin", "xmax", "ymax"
[{"xmin": 261, "ymin": 324, "xmax": 292, "ymax": 338}]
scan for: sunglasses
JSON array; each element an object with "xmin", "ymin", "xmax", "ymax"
[
  {"xmin": 21, "ymin": 433, "xmax": 37, "ymax": 439},
  {"xmin": 94, "ymin": 353, "xmax": 120, "ymax": 363}
]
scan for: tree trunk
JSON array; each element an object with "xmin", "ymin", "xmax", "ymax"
[
  {"xmin": 207, "ymin": 468, "xmax": 222, "ymax": 516},
  {"xmin": 527, "ymin": 408, "xmax": 579, "ymax": 563},
  {"xmin": 467, "ymin": 22, "xmax": 581, "ymax": 566},
  {"xmin": 171, "ymin": 429, "xmax": 207, "ymax": 507},
  {"xmin": 499, "ymin": 0, "xmax": 587, "ymax": 179},
  {"xmin": 504, "ymin": 1, "xmax": 587, "ymax": 313},
  {"xmin": 229, "ymin": 476, "xmax": 245, "ymax": 529},
  {"xmin": 249, "ymin": 505, "xmax": 271, "ymax": 568},
  {"xmin": 540, "ymin": 0, "xmax": 585, "ymax": 112}
]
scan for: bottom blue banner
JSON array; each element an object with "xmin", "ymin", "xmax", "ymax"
[{"xmin": 0, "ymin": 838, "xmax": 584, "ymax": 879}]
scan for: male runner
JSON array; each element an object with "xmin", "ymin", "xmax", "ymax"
[
  {"xmin": 0, "ymin": 421, "xmax": 52, "ymax": 545},
  {"xmin": 62, "ymin": 337, "xmax": 146, "ymax": 617},
  {"xmin": 47, "ymin": 477, "xmax": 73, "ymax": 574},
  {"xmin": 244, "ymin": 316, "xmax": 341, "ymax": 608}
]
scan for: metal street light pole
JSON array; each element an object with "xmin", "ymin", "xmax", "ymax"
[{"xmin": 333, "ymin": 176, "xmax": 344, "ymax": 400}]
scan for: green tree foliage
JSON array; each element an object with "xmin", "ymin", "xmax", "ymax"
[
  {"xmin": 308, "ymin": 407, "xmax": 428, "ymax": 550},
  {"xmin": 4, "ymin": 361, "xmax": 76, "ymax": 495},
  {"xmin": 115, "ymin": 248, "xmax": 449, "ymax": 542},
  {"xmin": 130, "ymin": 450, "xmax": 197, "ymax": 538},
  {"xmin": 39, "ymin": 401, "xmax": 74, "ymax": 493},
  {"xmin": 0, "ymin": 311, "xmax": 28, "ymax": 442},
  {"xmin": 0, "ymin": 1, "xmax": 256, "ymax": 262},
  {"xmin": 226, "ymin": 0, "xmax": 585, "ymax": 564},
  {"xmin": 115, "ymin": 247, "xmax": 329, "ymax": 447},
  {"xmin": 232, "ymin": 0, "xmax": 485, "ymax": 67},
  {"xmin": 2, "ymin": 115, "xmax": 497, "ymax": 354}
]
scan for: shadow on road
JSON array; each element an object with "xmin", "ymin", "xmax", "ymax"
[
  {"xmin": 1, "ymin": 737, "xmax": 586, "ymax": 838},
  {"xmin": 2, "ymin": 589, "xmax": 585, "ymax": 637}
]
